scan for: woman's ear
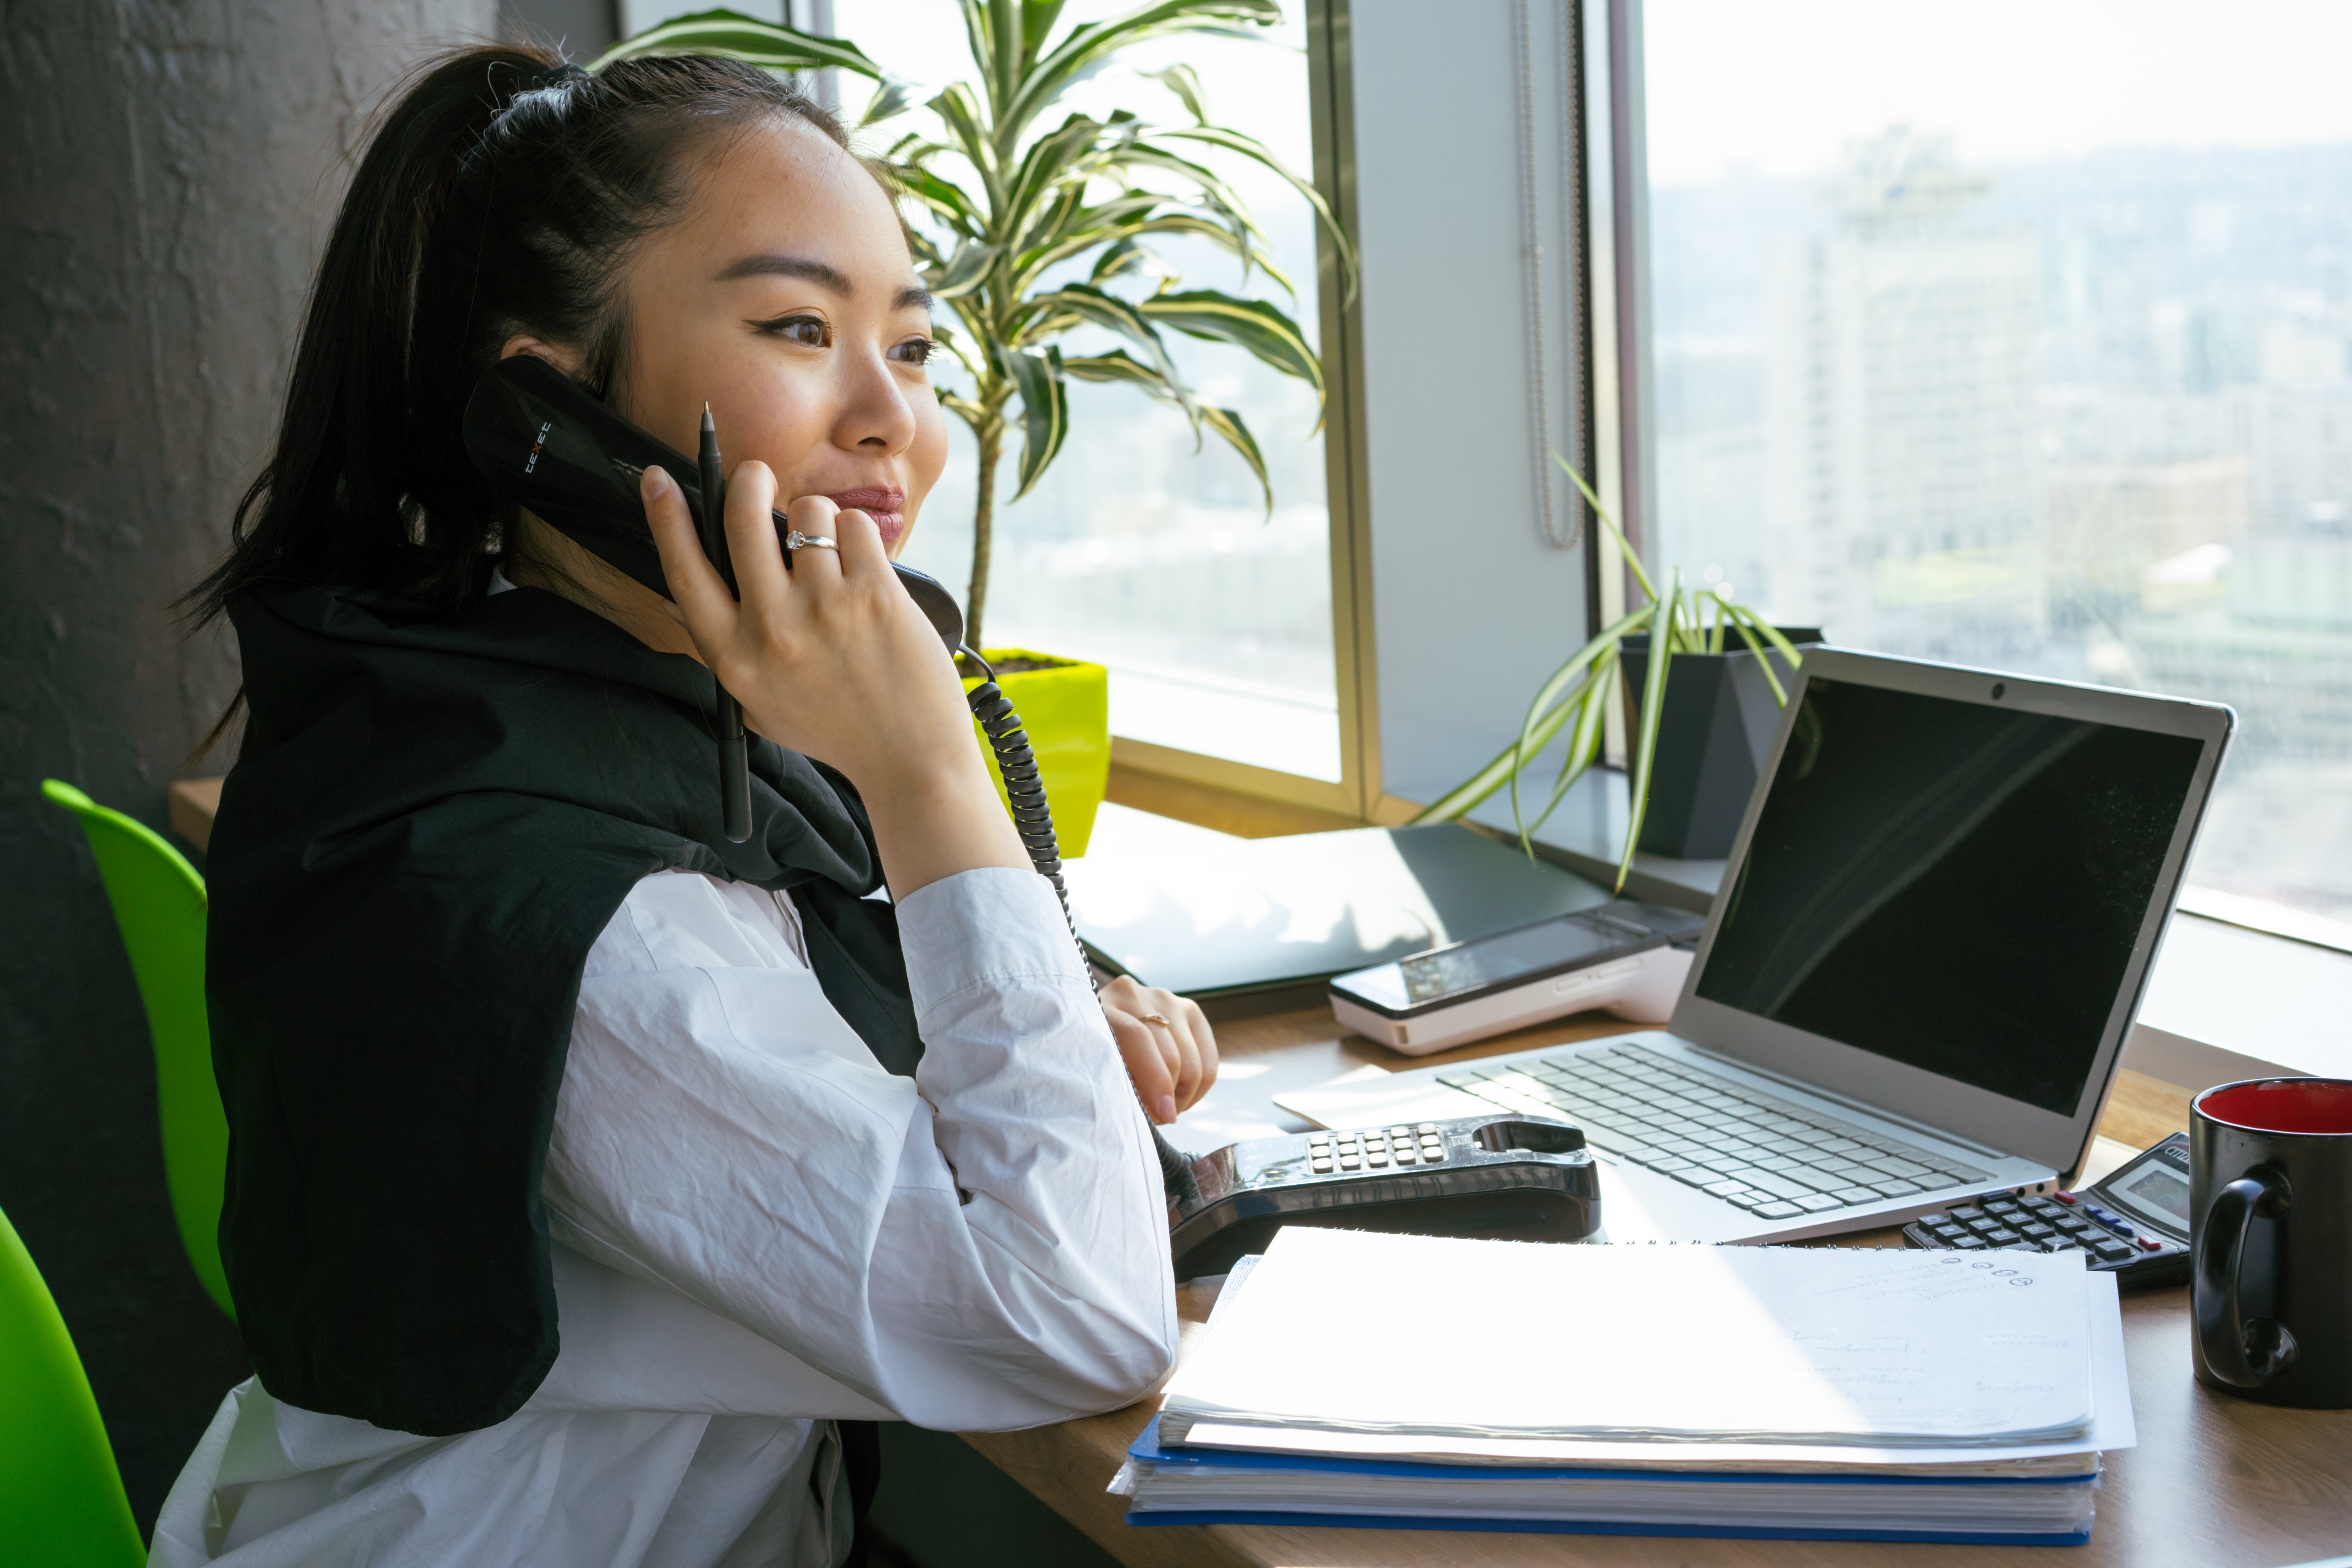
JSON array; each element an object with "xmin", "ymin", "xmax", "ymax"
[{"xmin": 499, "ymin": 335, "xmax": 587, "ymax": 378}]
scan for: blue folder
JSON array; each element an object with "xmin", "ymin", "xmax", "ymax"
[{"xmin": 1120, "ymin": 1418, "xmax": 2095, "ymax": 1546}]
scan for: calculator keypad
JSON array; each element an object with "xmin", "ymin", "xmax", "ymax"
[{"xmin": 1905, "ymin": 1192, "xmax": 2180, "ymax": 1276}]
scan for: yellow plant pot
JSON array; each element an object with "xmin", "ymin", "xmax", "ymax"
[{"xmin": 963, "ymin": 649, "xmax": 1110, "ymax": 858}]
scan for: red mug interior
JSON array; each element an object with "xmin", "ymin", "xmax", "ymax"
[{"xmin": 2197, "ymin": 1078, "xmax": 2352, "ymax": 1136}]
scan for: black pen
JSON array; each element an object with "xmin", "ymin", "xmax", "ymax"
[{"xmin": 700, "ymin": 403, "xmax": 752, "ymax": 844}]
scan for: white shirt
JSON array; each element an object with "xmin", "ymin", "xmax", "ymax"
[{"xmin": 149, "ymin": 866, "xmax": 1178, "ymax": 1567}]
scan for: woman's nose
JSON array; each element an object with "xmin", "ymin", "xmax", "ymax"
[{"xmin": 834, "ymin": 350, "xmax": 917, "ymax": 453}]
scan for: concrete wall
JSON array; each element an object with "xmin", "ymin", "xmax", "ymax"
[{"xmin": 1, "ymin": 0, "xmax": 495, "ymax": 1526}]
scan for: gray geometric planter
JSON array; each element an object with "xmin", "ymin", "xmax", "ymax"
[{"xmin": 1618, "ymin": 628, "xmax": 1823, "ymax": 859}]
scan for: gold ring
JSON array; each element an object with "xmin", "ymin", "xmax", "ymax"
[{"xmin": 1138, "ymin": 1013, "xmax": 1174, "ymax": 1029}]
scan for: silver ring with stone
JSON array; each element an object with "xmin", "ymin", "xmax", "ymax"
[{"xmin": 786, "ymin": 530, "xmax": 838, "ymax": 551}]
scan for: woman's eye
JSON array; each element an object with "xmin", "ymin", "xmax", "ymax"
[
  {"xmin": 757, "ymin": 314, "xmax": 829, "ymax": 348},
  {"xmin": 890, "ymin": 338, "xmax": 937, "ymax": 367}
]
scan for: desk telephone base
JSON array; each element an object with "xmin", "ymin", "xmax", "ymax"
[{"xmin": 1167, "ymin": 1114, "xmax": 1601, "ymax": 1280}]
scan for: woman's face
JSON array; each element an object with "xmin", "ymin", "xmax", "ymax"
[{"xmin": 605, "ymin": 116, "xmax": 948, "ymax": 557}]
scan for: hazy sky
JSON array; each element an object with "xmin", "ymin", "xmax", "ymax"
[{"xmin": 1646, "ymin": 0, "xmax": 2352, "ymax": 185}]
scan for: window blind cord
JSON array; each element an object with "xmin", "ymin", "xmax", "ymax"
[{"xmin": 1515, "ymin": 0, "xmax": 1573, "ymax": 552}]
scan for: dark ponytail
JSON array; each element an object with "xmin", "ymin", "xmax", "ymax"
[{"xmin": 187, "ymin": 45, "xmax": 850, "ymax": 633}]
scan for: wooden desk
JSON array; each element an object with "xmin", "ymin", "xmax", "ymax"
[{"xmin": 964, "ymin": 1004, "xmax": 2352, "ymax": 1568}]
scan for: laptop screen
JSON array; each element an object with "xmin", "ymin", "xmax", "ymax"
[{"xmin": 1694, "ymin": 675, "xmax": 2205, "ymax": 1115}]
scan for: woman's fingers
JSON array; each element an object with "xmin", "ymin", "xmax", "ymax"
[
  {"xmin": 642, "ymin": 466, "xmax": 740, "ymax": 640},
  {"xmin": 1100, "ymin": 977, "xmax": 1219, "ymax": 1122},
  {"xmin": 1104, "ymin": 1003, "xmax": 1179, "ymax": 1124},
  {"xmin": 1140, "ymin": 986, "xmax": 1209, "ymax": 1110},
  {"xmin": 720, "ymin": 459, "xmax": 789, "ymax": 608},
  {"xmin": 780, "ymin": 494, "xmax": 846, "ymax": 581},
  {"xmin": 831, "ymin": 505, "xmax": 891, "ymax": 578},
  {"xmin": 1177, "ymin": 995, "xmax": 1219, "ymax": 1110}
]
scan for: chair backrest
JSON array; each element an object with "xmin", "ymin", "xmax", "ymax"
[
  {"xmin": 0, "ymin": 1205, "xmax": 146, "ymax": 1567},
  {"xmin": 42, "ymin": 780, "xmax": 234, "ymax": 1320}
]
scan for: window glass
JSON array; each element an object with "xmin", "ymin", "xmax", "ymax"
[
  {"xmin": 1644, "ymin": 0, "xmax": 2352, "ymax": 929},
  {"xmin": 642, "ymin": 0, "xmax": 1344, "ymax": 779}
]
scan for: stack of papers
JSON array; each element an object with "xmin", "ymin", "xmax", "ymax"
[{"xmin": 1114, "ymin": 1229, "xmax": 2134, "ymax": 1544}]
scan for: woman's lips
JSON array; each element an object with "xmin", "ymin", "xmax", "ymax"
[{"xmin": 824, "ymin": 486, "xmax": 906, "ymax": 545}]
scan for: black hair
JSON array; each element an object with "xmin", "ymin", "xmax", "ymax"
[{"xmin": 187, "ymin": 46, "xmax": 851, "ymax": 632}]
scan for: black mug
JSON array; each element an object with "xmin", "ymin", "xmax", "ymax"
[{"xmin": 2191, "ymin": 1076, "xmax": 2352, "ymax": 1408}]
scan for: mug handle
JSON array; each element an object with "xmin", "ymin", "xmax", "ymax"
[{"xmin": 2195, "ymin": 1172, "xmax": 2298, "ymax": 1387}]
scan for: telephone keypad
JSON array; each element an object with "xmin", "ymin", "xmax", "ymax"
[{"xmin": 1300, "ymin": 1125, "xmax": 1450, "ymax": 1175}]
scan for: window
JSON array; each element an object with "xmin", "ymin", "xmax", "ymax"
[{"xmin": 1641, "ymin": 0, "xmax": 2352, "ymax": 933}]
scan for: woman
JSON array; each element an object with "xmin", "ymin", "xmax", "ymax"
[{"xmin": 153, "ymin": 45, "xmax": 1213, "ymax": 1567}]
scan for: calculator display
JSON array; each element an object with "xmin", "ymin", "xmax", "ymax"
[{"xmin": 2112, "ymin": 1161, "xmax": 2192, "ymax": 1226}]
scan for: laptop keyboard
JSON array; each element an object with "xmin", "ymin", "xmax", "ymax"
[{"xmin": 1437, "ymin": 1042, "xmax": 1991, "ymax": 1220}]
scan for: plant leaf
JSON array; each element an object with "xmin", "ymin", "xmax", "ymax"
[
  {"xmin": 1089, "ymin": 236, "xmax": 1153, "ymax": 284},
  {"xmin": 1719, "ymin": 603, "xmax": 1803, "ymax": 704},
  {"xmin": 940, "ymin": 389, "xmax": 991, "ymax": 430},
  {"xmin": 1138, "ymin": 289, "xmax": 1323, "ymax": 412},
  {"xmin": 1005, "ymin": 0, "xmax": 1281, "ymax": 141},
  {"xmin": 1060, "ymin": 347, "xmax": 1173, "ymax": 392},
  {"xmin": 1152, "ymin": 124, "xmax": 1358, "ymax": 301},
  {"xmin": 594, "ymin": 7, "xmax": 882, "ymax": 76},
  {"xmin": 1505, "ymin": 606, "xmax": 1650, "ymax": 848},
  {"xmin": 1024, "ymin": 0, "xmax": 1069, "ymax": 62},
  {"xmin": 1553, "ymin": 452, "xmax": 1661, "ymax": 606},
  {"xmin": 1017, "ymin": 282, "xmax": 1194, "ymax": 418},
  {"xmin": 892, "ymin": 163, "xmax": 984, "ymax": 239},
  {"xmin": 1007, "ymin": 345, "xmax": 1068, "ymax": 498},
  {"xmin": 1142, "ymin": 62, "xmax": 1210, "ymax": 124},
  {"xmin": 1519, "ymin": 667, "xmax": 1615, "ymax": 849},
  {"xmin": 1411, "ymin": 603, "xmax": 1651, "ymax": 824},
  {"xmin": 859, "ymin": 73, "xmax": 923, "ymax": 126},
  {"xmin": 1619, "ymin": 567, "xmax": 1682, "ymax": 892},
  {"xmin": 1002, "ymin": 112, "xmax": 1112, "ymax": 238},
  {"xmin": 928, "ymin": 240, "xmax": 1001, "ymax": 299},
  {"xmin": 1197, "ymin": 405, "xmax": 1271, "ymax": 515},
  {"xmin": 928, "ymin": 83, "xmax": 1004, "ymax": 205}
]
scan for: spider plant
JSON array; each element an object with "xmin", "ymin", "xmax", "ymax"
[
  {"xmin": 1412, "ymin": 456, "xmax": 1808, "ymax": 891},
  {"xmin": 601, "ymin": 1, "xmax": 1355, "ymax": 652}
]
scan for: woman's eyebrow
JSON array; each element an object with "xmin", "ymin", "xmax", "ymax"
[
  {"xmin": 715, "ymin": 254, "xmax": 933, "ymax": 312},
  {"xmin": 716, "ymin": 254, "xmax": 853, "ymax": 293}
]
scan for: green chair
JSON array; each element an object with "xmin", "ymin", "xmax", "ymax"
[
  {"xmin": 42, "ymin": 780, "xmax": 233, "ymax": 1320},
  {"xmin": 0, "ymin": 1203, "xmax": 146, "ymax": 1566}
]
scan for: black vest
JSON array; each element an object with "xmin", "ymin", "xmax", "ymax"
[{"xmin": 207, "ymin": 582, "xmax": 921, "ymax": 1436}]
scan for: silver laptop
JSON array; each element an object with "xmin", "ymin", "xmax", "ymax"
[{"xmin": 1278, "ymin": 648, "xmax": 2234, "ymax": 1244}]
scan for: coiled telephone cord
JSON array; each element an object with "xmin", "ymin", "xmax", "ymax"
[{"xmin": 960, "ymin": 647, "xmax": 1197, "ymax": 1198}]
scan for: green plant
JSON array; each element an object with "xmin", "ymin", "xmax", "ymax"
[
  {"xmin": 1412, "ymin": 457, "xmax": 1806, "ymax": 890},
  {"xmin": 602, "ymin": 2, "xmax": 1354, "ymax": 651}
]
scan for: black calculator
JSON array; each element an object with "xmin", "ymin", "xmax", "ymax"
[{"xmin": 1900, "ymin": 1132, "xmax": 2192, "ymax": 1286}]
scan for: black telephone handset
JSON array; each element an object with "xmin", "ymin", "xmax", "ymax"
[
  {"xmin": 461, "ymin": 357, "xmax": 1197, "ymax": 1195},
  {"xmin": 461, "ymin": 354, "xmax": 965, "ymax": 647}
]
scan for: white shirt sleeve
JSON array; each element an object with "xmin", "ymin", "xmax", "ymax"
[{"xmin": 536, "ymin": 866, "xmax": 1178, "ymax": 1432}]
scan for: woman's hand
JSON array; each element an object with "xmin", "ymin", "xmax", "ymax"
[
  {"xmin": 1099, "ymin": 977, "xmax": 1218, "ymax": 1126},
  {"xmin": 642, "ymin": 462, "xmax": 1027, "ymax": 895}
]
